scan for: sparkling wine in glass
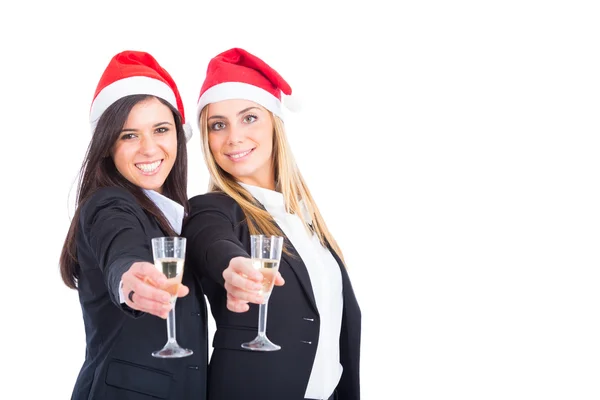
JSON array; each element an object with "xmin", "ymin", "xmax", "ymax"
[
  {"xmin": 241, "ymin": 235, "xmax": 284, "ymax": 352},
  {"xmin": 151, "ymin": 236, "xmax": 193, "ymax": 358}
]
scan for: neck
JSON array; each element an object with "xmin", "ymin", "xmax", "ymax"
[{"xmin": 237, "ymin": 176, "xmax": 277, "ymax": 191}]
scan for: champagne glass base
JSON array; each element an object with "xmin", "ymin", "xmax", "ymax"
[
  {"xmin": 152, "ymin": 344, "xmax": 193, "ymax": 358},
  {"xmin": 241, "ymin": 336, "xmax": 281, "ymax": 352}
]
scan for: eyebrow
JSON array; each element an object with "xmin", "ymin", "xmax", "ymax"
[
  {"xmin": 120, "ymin": 121, "xmax": 173, "ymax": 133},
  {"xmin": 208, "ymin": 107, "xmax": 260, "ymax": 120}
]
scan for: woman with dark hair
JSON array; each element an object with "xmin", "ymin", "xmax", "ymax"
[{"xmin": 60, "ymin": 51, "xmax": 207, "ymax": 400}]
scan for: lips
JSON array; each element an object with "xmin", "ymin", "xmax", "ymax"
[
  {"xmin": 226, "ymin": 148, "xmax": 254, "ymax": 161},
  {"xmin": 135, "ymin": 159, "xmax": 162, "ymax": 175}
]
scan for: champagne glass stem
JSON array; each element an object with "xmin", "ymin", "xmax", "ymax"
[
  {"xmin": 257, "ymin": 301, "xmax": 269, "ymax": 338},
  {"xmin": 166, "ymin": 299, "xmax": 178, "ymax": 345}
]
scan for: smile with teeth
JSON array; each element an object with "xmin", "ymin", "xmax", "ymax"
[
  {"xmin": 136, "ymin": 160, "xmax": 162, "ymax": 173},
  {"xmin": 227, "ymin": 149, "xmax": 254, "ymax": 160}
]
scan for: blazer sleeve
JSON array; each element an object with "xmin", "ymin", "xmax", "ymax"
[
  {"xmin": 79, "ymin": 187, "xmax": 154, "ymax": 311},
  {"xmin": 183, "ymin": 193, "xmax": 249, "ymax": 286}
]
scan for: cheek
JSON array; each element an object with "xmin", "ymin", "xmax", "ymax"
[
  {"xmin": 252, "ymin": 124, "xmax": 273, "ymax": 146},
  {"xmin": 256, "ymin": 132, "xmax": 274, "ymax": 156},
  {"xmin": 111, "ymin": 145, "xmax": 129, "ymax": 171},
  {"xmin": 167, "ymin": 140, "xmax": 178, "ymax": 158},
  {"xmin": 156, "ymin": 136, "xmax": 178, "ymax": 159},
  {"xmin": 208, "ymin": 136, "xmax": 223, "ymax": 157}
]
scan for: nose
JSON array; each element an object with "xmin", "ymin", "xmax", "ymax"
[
  {"xmin": 227, "ymin": 124, "xmax": 244, "ymax": 145},
  {"xmin": 139, "ymin": 132, "xmax": 159, "ymax": 156}
]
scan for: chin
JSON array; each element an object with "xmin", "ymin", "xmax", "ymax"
[
  {"xmin": 141, "ymin": 179, "xmax": 167, "ymax": 192},
  {"xmin": 230, "ymin": 167, "xmax": 256, "ymax": 178}
]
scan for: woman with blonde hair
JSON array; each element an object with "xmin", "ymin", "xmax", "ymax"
[{"xmin": 183, "ymin": 47, "xmax": 361, "ymax": 400}]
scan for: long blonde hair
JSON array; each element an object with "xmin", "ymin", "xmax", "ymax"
[{"xmin": 199, "ymin": 106, "xmax": 345, "ymax": 265}]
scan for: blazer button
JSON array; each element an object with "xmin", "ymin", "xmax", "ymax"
[
  {"xmin": 187, "ymin": 365, "xmax": 200, "ymax": 370},
  {"xmin": 190, "ymin": 312, "xmax": 202, "ymax": 317},
  {"xmin": 300, "ymin": 340, "xmax": 312, "ymax": 345},
  {"xmin": 303, "ymin": 317, "xmax": 315, "ymax": 322}
]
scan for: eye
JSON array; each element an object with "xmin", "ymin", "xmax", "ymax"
[
  {"xmin": 120, "ymin": 133, "xmax": 137, "ymax": 140},
  {"xmin": 155, "ymin": 126, "xmax": 169, "ymax": 134},
  {"xmin": 210, "ymin": 121, "xmax": 226, "ymax": 131},
  {"xmin": 243, "ymin": 114, "xmax": 258, "ymax": 124}
]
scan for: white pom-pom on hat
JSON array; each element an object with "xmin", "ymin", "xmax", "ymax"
[
  {"xmin": 183, "ymin": 122, "xmax": 193, "ymax": 142},
  {"xmin": 283, "ymin": 93, "xmax": 302, "ymax": 113}
]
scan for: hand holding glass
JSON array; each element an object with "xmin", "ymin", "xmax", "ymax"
[
  {"xmin": 151, "ymin": 236, "xmax": 193, "ymax": 358},
  {"xmin": 241, "ymin": 235, "xmax": 284, "ymax": 351}
]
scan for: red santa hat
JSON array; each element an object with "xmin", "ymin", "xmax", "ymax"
[
  {"xmin": 90, "ymin": 50, "xmax": 192, "ymax": 141},
  {"xmin": 196, "ymin": 48, "xmax": 300, "ymax": 122}
]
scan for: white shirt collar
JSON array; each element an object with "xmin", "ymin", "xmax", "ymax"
[
  {"xmin": 238, "ymin": 182, "xmax": 285, "ymax": 208},
  {"xmin": 143, "ymin": 189, "xmax": 184, "ymax": 234},
  {"xmin": 238, "ymin": 182, "xmax": 311, "ymax": 223}
]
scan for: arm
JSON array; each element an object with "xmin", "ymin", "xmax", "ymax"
[
  {"xmin": 80, "ymin": 188, "xmax": 183, "ymax": 318},
  {"xmin": 183, "ymin": 195, "xmax": 249, "ymax": 285},
  {"xmin": 183, "ymin": 194, "xmax": 284, "ymax": 312}
]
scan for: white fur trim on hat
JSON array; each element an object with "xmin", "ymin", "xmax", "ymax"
[
  {"xmin": 90, "ymin": 76, "xmax": 177, "ymax": 134},
  {"xmin": 196, "ymin": 82, "xmax": 283, "ymax": 123}
]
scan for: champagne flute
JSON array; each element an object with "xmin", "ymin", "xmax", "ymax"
[
  {"xmin": 241, "ymin": 235, "xmax": 284, "ymax": 351},
  {"xmin": 151, "ymin": 236, "xmax": 193, "ymax": 358}
]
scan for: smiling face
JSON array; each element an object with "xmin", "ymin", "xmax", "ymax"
[
  {"xmin": 110, "ymin": 97, "xmax": 178, "ymax": 193},
  {"xmin": 206, "ymin": 99, "xmax": 275, "ymax": 189}
]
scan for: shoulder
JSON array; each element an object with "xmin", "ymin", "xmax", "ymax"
[
  {"xmin": 79, "ymin": 187, "xmax": 144, "ymax": 222},
  {"xmin": 188, "ymin": 191, "xmax": 240, "ymax": 214},
  {"xmin": 185, "ymin": 192, "xmax": 247, "ymax": 229}
]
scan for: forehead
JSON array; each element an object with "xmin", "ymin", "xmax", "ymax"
[
  {"xmin": 207, "ymin": 99, "xmax": 265, "ymax": 117},
  {"xmin": 125, "ymin": 97, "xmax": 174, "ymax": 125}
]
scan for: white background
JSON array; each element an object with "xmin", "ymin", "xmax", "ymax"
[{"xmin": 2, "ymin": 1, "xmax": 600, "ymax": 399}]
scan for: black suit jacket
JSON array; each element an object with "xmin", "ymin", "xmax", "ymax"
[
  {"xmin": 183, "ymin": 191, "xmax": 361, "ymax": 400},
  {"xmin": 71, "ymin": 187, "xmax": 208, "ymax": 400}
]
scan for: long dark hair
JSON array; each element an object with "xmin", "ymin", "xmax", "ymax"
[{"xmin": 60, "ymin": 95, "xmax": 189, "ymax": 289}]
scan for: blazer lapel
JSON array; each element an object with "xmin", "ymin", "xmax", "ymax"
[
  {"xmin": 327, "ymin": 244, "xmax": 356, "ymax": 303},
  {"xmin": 280, "ymin": 235, "xmax": 319, "ymax": 314},
  {"xmin": 250, "ymin": 199, "xmax": 319, "ymax": 313}
]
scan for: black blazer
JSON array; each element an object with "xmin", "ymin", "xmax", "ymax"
[
  {"xmin": 183, "ymin": 192, "xmax": 361, "ymax": 400},
  {"xmin": 71, "ymin": 187, "xmax": 208, "ymax": 400}
]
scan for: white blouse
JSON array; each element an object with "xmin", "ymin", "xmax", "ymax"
[
  {"xmin": 143, "ymin": 189, "xmax": 184, "ymax": 235},
  {"xmin": 240, "ymin": 182, "xmax": 344, "ymax": 400}
]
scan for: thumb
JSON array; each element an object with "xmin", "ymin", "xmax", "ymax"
[
  {"xmin": 177, "ymin": 284, "xmax": 190, "ymax": 298},
  {"xmin": 274, "ymin": 272, "xmax": 285, "ymax": 286},
  {"xmin": 231, "ymin": 256, "xmax": 262, "ymax": 281},
  {"xmin": 135, "ymin": 261, "xmax": 167, "ymax": 287}
]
